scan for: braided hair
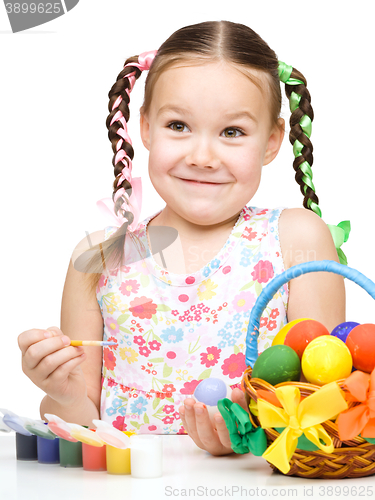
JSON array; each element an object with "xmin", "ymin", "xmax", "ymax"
[
  {"xmin": 107, "ymin": 59, "xmax": 138, "ymax": 229},
  {"xmin": 279, "ymin": 62, "xmax": 319, "ymax": 217},
  {"xmin": 107, "ymin": 51, "xmax": 156, "ymax": 227}
]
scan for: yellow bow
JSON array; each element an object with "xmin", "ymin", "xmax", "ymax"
[{"xmin": 257, "ymin": 383, "xmax": 348, "ymax": 474}]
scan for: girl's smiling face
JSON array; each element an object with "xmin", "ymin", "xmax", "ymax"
[{"xmin": 140, "ymin": 61, "xmax": 284, "ymax": 230}]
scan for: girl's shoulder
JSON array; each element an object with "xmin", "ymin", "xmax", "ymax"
[{"xmin": 278, "ymin": 208, "xmax": 337, "ymax": 269}]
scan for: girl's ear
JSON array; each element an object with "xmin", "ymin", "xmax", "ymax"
[
  {"xmin": 140, "ymin": 111, "xmax": 151, "ymax": 151},
  {"xmin": 263, "ymin": 118, "xmax": 285, "ymax": 166}
]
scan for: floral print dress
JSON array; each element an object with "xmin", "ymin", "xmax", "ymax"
[{"xmin": 96, "ymin": 206, "xmax": 289, "ymax": 434}]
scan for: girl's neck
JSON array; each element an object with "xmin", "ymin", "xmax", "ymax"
[{"xmin": 149, "ymin": 206, "xmax": 242, "ymax": 243}]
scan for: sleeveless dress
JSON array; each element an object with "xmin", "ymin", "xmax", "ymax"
[{"xmin": 96, "ymin": 205, "xmax": 289, "ymax": 434}]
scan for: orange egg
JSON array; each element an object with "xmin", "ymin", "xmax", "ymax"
[
  {"xmin": 346, "ymin": 324, "xmax": 375, "ymax": 372},
  {"xmin": 271, "ymin": 318, "xmax": 312, "ymax": 346},
  {"xmin": 284, "ymin": 320, "xmax": 330, "ymax": 359}
]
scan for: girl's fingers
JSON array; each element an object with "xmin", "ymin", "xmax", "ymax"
[
  {"xmin": 181, "ymin": 399, "xmax": 203, "ymax": 445},
  {"xmin": 194, "ymin": 405, "xmax": 231, "ymax": 455},
  {"xmin": 46, "ymin": 352, "xmax": 86, "ymax": 385},
  {"xmin": 30, "ymin": 346, "xmax": 85, "ymax": 381},
  {"xmin": 18, "ymin": 328, "xmax": 61, "ymax": 355},
  {"xmin": 213, "ymin": 413, "xmax": 232, "ymax": 450},
  {"xmin": 22, "ymin": 335, "xmax": 73, "ymax": 371},
  {"xmin": 193, "ymin": 404, "xmax": 217, "ymax": 450}
]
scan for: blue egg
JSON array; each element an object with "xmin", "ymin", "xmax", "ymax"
[
  {"xmin": 331, "ymin": 321, "xmax": 360, "ymax": 343},
  {"xmin": 194, "ymin": 378, "xmax": 227, "ymax": 406}
]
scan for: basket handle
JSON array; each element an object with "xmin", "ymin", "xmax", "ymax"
[{"xmin": 245, "ymin": 259, "xmax": 375, "ymax": 367}]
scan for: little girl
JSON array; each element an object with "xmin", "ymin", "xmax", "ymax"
[{"xmin": 18, "ymin": 20, "xmax": 345, "ymax": 456}]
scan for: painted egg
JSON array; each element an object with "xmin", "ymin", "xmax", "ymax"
[
  {"xmin": 271, "ymin": 318, "xmax": 312, "ymax": 346},
  {"xmin": 252, "ymin": 345, "xmax": 301, "ymax": 385},
  {"xmin": 302, "ymin": 335, "xmax": 352, "ymax": 385},
  {"xmin": 284, "ymin": 319, "xmax": 330, "ymax": 359},
  {"xmin": 331, "ymin": 321, "xmax": 360, "ymax": 343},
  {"xmin": 194, "ymin": 378, "xmax": 228, "ymax": 406},
  {"xmin": 346, "ymin": 324, "xmax": 375, "ymax": 372}
]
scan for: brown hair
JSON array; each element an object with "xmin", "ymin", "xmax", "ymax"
[{"xmin": 81, "ymin": 20, "xmax": 315, "ymax": 297}]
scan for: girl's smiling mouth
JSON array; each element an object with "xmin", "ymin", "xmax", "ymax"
[{"xmin": 178, "ymin": 177, "xmax": 226, "ymax": 186}]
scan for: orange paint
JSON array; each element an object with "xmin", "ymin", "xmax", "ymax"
[{"xmin": 82, "ymin": 442, "xmax": 106, "ymax": 471}]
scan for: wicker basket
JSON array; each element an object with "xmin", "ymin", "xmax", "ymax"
[{"xmin": 243, "ymin": 260, "xmax": 375, "ymax": 479}]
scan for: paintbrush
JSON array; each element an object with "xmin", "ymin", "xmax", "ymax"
[{"xmin": 70, "ymin": 341, "xmax": 117, "ymax": 347}]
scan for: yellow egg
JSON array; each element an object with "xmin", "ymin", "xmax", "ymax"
[
  {"xmin": 301, "ymin": 335, "xmax": 352, "ymax": 385},
  {"xmin": 272, "ymin": 318, "xmax": 312, "ymax": 346}
]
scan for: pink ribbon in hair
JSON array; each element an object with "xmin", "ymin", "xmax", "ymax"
[
  {"xmin": 124, "ymin": 50, "xmax": 157, "ymax": 71},
  {"xmin": 96, "ymin": 177, "xmax": 142, "ymax": 233}
]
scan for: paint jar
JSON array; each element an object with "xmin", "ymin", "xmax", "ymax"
[
  {"xmin": 105, "ymin": 445, "xmax": 131, "ymax": 475},
  {"xmin": 105, "ymin": 431, "xmax": 135, "ymax": 475},
  {"xmin": 59, "ymin": 438, "xmax": 83, "ymax": 467},
  {"xmin": 130, "ymin": 435, "xmax": 163, "ymax": 478},
  {"xmin": 82, "ymin": 442, "xmax": 107, "ymax": 471},
  {"xmin": 15, "ymin": 432, "xmax": 38, "ymax": 461},
  {"xmin": 37, "ymin": 435, "xmax": 60, "ymax": 464}
]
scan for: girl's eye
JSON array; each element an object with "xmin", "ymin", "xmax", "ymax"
[
  {"xmin": 169, "ymin": 122, "xmax": 188, "ymax": 133},
  {"xmin": 222, "ymin": 127, "xmax": 244, "ymax": 138}
]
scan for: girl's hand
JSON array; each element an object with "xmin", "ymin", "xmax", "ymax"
[
  {"xmin": 18, "ymin": 326, "xmax": 88, "ymax": 408},
  {"xmin": 179, "ymin": 387, "xmax": 248, "ymax": 456}
]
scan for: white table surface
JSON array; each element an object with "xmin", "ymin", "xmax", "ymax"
[{"xmin": 1, "ymin": 433, "xmax": 375, "ymax": 500}]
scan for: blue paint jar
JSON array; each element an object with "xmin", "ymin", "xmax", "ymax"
[{"xmin": 37, "ymin": 435, "xmax": 60, "ymax": 464}]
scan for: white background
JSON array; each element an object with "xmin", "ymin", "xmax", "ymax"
[{"xmin": 0, "ymin": 0, "xmax": 374, "ymax": 419}]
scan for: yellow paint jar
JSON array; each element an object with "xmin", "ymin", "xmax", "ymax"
[{"xmin": 105, "ymin": 431, "xmax": 135, "ymax": 475}]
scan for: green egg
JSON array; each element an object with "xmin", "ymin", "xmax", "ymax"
[{"xmin": 252, "ymin": 345, "xmax": 301, "ymax": 385}]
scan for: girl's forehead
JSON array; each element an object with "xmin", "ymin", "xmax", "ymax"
[{"xmin": 149, "ymin": 61, "xmax": 270, "ymax": 118}]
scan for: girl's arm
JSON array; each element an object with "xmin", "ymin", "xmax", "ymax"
[{"xmin": 278, "ymin": 208, "xmax": 346, "ymax": 330}]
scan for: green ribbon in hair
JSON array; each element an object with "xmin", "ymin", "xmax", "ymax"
[
  {"xmin": 278, "ymin": 61, "xmax": 304, "ymax": 85},
  {"xmin": 278, "ymin": 61, "xmax": 293, "ymax": 83},
  {"xmin": 217, "ymin": 398, "xmax": 267, "ymax": 455},
  {"xmin": 278, "ymin": 61, "xmax": 351, "ymax": 266}
]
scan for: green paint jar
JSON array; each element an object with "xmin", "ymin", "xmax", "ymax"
[{"xmin": 59, "ymin": 438, "xmax": 83, "ymax": 467}]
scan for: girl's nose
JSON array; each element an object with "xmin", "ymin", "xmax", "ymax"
[{"xmin": 185, "ymin": 136, "xmax": 220, "ymax": 169}]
